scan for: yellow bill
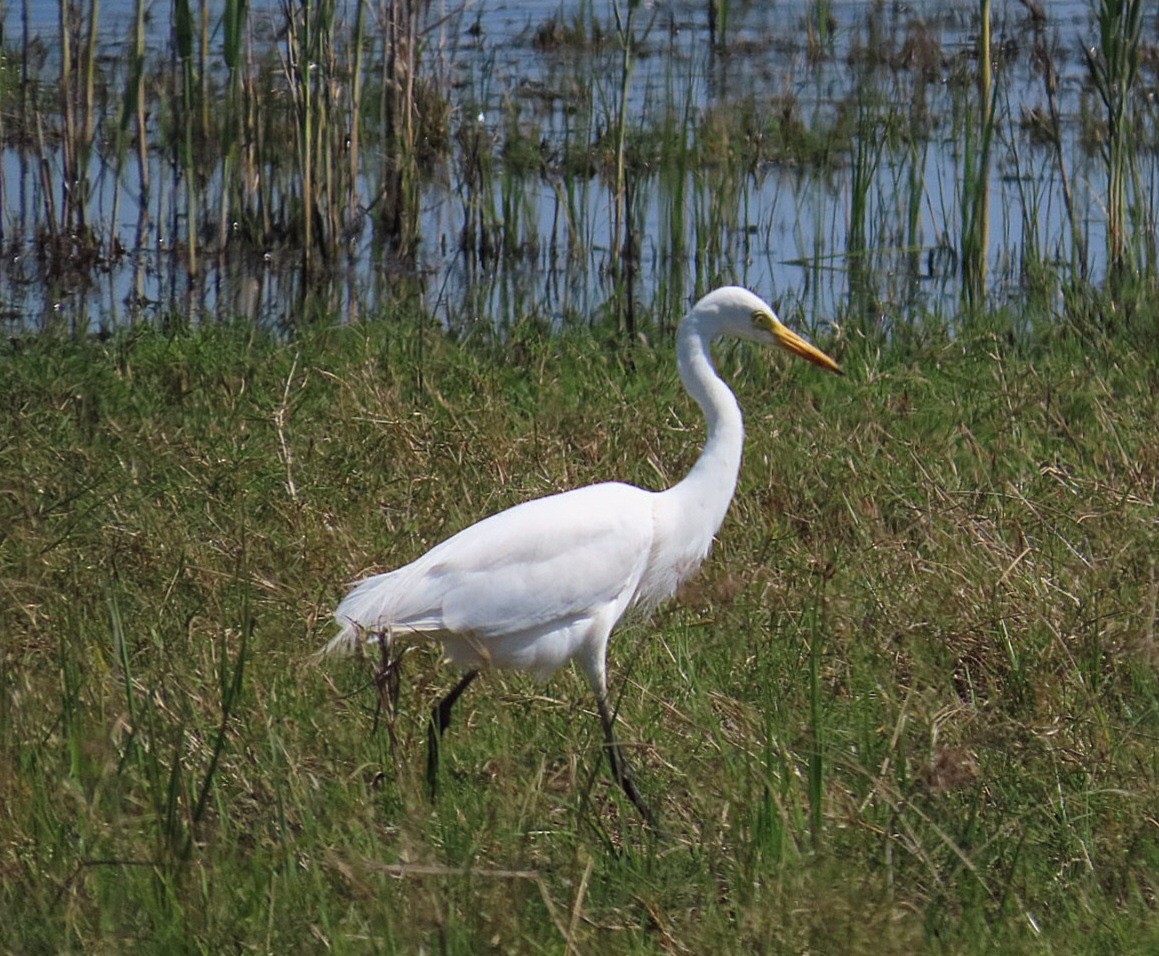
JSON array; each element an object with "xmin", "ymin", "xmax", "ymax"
[{"xmin": 758, "ymin": 312, "xmax": 843, "ymax": 375}]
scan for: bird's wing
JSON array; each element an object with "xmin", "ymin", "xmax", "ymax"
[{"xmin": 334, "ymin": 482, "xmax": 655, "ymax": 641}]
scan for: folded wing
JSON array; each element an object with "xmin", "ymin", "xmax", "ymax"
[{"xmin": 330, "ymin": 482, "xmax": 656, "ymax": 657}]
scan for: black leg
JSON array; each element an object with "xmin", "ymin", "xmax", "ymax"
[
  {"xmin": 426, "ymin": 669, "xmax": 480, "ymax": 800},
  {"xmin": 595, "ymin": 694, "xmax": 658, "ymax": 827}
]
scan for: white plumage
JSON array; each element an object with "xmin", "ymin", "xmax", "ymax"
[
  {"xmin": 332, "ymin": 483, "xmax": 654, "ymax": 681},
  {"xmin": 327, "ymin": 286, "xmax": 842, "ymax": 821}
]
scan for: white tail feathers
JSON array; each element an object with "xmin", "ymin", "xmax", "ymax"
[
  {"xmin": 321, "ymin": 570, "xmax": 398, "ymax": 656},
  {"xmin": 321, "ymin": 620, "xmax": 364, "ymax": 656}
]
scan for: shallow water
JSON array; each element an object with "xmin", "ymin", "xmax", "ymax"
[{"xmin": 1, "ymin": 1, "xmax": 1151, "ymax": 335}]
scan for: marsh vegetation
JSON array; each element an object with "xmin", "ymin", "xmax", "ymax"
[
  {"xmin": 1, "ymin": 0, "xmax": 1157, "ymax": 333},
  {"xmin": 2, "ymin": 1, "xmax": 1159, "ymax": 952},
  {"xmin": 4, "ymin": 311, "xmax": 1159, "ymax": 951}
]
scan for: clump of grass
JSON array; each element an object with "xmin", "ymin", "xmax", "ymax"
[
  {"xmin": 532, "ymin": 7, "xmax": 607, "ymax": 54},
  {"xmin": 694, "ymin": 91, "xmax": 852, "ymax": 171},
  {"xmin": 2, "ymin": 306, "xmax": 1158, "ymax": 951}
]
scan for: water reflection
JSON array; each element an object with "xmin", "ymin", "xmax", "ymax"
[{"xmin": 0, "ymin": 1, "xmax": 1150, "ymax": 335}]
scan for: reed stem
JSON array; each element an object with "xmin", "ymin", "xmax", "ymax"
[
  {"xmin": 961, "ymin": 0, "xmax": 993, "ymax": 309},
  {"xmin": 1083, "ymin": 0, "xmax": 1144, "ymax": 278},
  {"xmin": 612, "ymin": 0, "xmax": 638, "ymax": 337}
]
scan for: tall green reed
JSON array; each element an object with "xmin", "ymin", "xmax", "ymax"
[
  {"xmin": 348, "ymin": 0, "xmax": 367, "ymax": 230},
  {"xmin": 34, "ymin": 0, "xmax": 103, "ymax": 262},
  {"xmin": 284, "ymin": 0, "xmax": 324, "ymax": 271},
  {"xmin": 1083, "ymin": 0, "xmax": 1145, "ymax": 278},
  {"xmin": 454, "ymin": 86, "xmax": 499, "ymax": 272},
  {"xmin": 112, "ymin": 0, "xmax": 149, "ymax": 245},
  {"xmin": 57, "ymin": 0, "xmax": 99, "ymax": 237},
  {"xmin": 499, "ymin": 104, "xmax": 538, "ymax": 263},
  {"xmin": 807, "ymin": 0, "xmax": 835, "ymax": 62},
  {"xmin": 1000, "ymin": 96, "xmax": 1051, "ymax": 306},
  {"xmin": 960, "ymin": 0, "xmax": 994, "ymax": 309},
  {"xmin": 217, "ymin": 0, "xmax": 248, "ymax": 251},
  {"xmin": 1034, "ymin": 34, "xmax": 1087, "ymax": 282},
  {"xmin": 280, "ymin": 0, "xmax": 381, "ymax": 271},
  {"xmin": 378, "ymin": 0, "xmax": 423, "ymax": 257},
  {"xmin": 655, "ymin": 95, "xmax": 693, "ymax": 330},
  {"xmin": 174, "ymin": 0, "xmax": 199, "ymax": 275},
  {"xmin": 847, "ymin": 80, "xmax": 888, "ymax": 327},
  {"xmin": 0, "ymin": 34, "xmax": 5, "ymax": 244},
  {"xmin": 905, "ymin": 137, "xmax": 930, "ymax": 307},
  {"xmin": 610, "ymin": 0, "xmax": 640, "ymax": 337},
  {"xmin": 707, "ymin": 0, "xmax": 729, "ymax": 52}
]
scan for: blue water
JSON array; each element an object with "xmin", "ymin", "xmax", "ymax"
[{"xmin": 0, "ymin": 1, "xmax": 1142, "ymax": 334}]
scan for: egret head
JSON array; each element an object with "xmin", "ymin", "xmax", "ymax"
[{"xmin": 694, "ymin": 286, "xmax": 843, "ymax": 375}]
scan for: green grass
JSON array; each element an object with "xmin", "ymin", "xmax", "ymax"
[{"xmin": 2, "ymin": 309, "xmax": 1158, "ymax": 952}]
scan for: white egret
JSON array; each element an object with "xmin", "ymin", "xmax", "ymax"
[{"xmin": 326, "ymin": 287, "xmax": 842, "ymax": 822}]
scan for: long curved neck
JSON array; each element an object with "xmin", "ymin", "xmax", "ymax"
[{"xmin": 665, "ymin": 314, "xmax": 744, "ymax": 538}]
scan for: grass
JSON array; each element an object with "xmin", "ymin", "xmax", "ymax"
[{"xmin": 2, "ymin": 303, "xmax": 1158, "ymax": 951}]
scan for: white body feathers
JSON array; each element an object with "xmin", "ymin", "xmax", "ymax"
[{"xmin": 328, "ymin": 286, "xmax": 840, "ymax": 700}]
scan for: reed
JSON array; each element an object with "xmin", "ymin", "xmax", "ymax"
[
  {"xmin": 455, "ymin": 95, "xmax": 500, "ymax": 269},
  {"xmin": 904, "ymin": 136, "xmax": 930, "ymax": 306},
  {"xmin": 283, "ymin": 0, "xmax": 321, "ymax": 270},
  {"xmin": 348, "ymin": 0, "xmax": 367, "ymax": 230},
  {"xmin": 0, "ymin": 13, "xmax": 7, "ymax": 243},
  {"xmin": 807, "ymin": 0, "xmax": 835, "ymax": 63},
  {"xmin": 655, "ymin": 94, "xmax": 693, "ymax": 329},
  {"xmin": 57, "ymin": 0, "xmax": 76, "ymax": 231},
  {"xmin": 50, "ymin": 0, "xmax": 102, "ymax": 251},
  {"xmin": 1, "ymin": 0, "xmax": 1157, "ymax": 332},
  {"xmin": 174, "ymin": 0, "xmax": 199, "ymax": 275},
  {"xmin": 610, "ymin": 0, "xmax": 639, "ymax": 338},
  {"xmin": 707, "ymin": 0, "xmax": 729, "ymax": 52},
  {"xmin": 378, "ymin": 0, "xmax": 423, "ymax": 257},
  {"xmin": 273, "ymin": 0, "xmax": 384, "ymax": 272},
  {"xmin": 79, "ymin": 0, "xmax": 99, "ymax": 231},
  {"xmin": 847, "ymin": 82, "xmax": 888, "ymax": 326},
  {"xmin": 1083, "ymin": 0, "xmax": 1145, "ymax": 279},
  {"xmin": 1026, "ymin": 25, "xmax": 1088, "ymax": 282},
  {"xmin": 216, "ymin": 0, "xmax": 247, "ymax": 251},
  {"xmin": 111, "ymin": 0, "xmax": 150, "ymax": 245},
  {"xmin": 960, "ymin": 0, "xmax": 994, "ymax": 309},
  {"xmin": 1001, "ymin": 100, "xmax": 1050, "ymax": 306}
]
